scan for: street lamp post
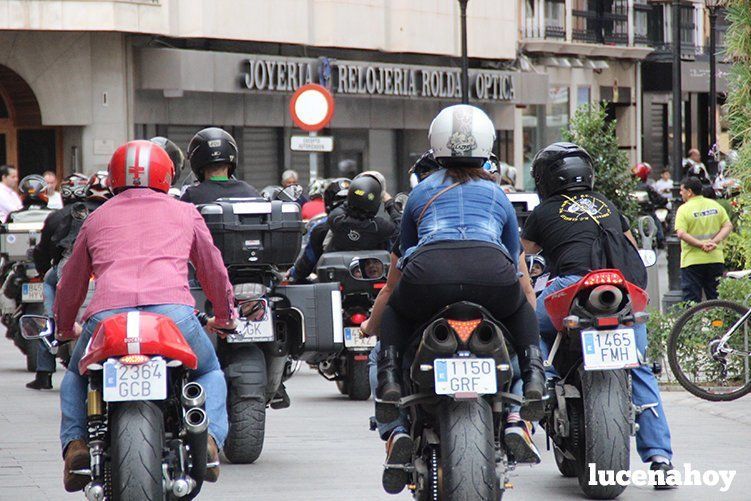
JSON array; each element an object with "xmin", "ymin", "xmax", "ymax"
[
  {"xmin": 671, "ymin": 0, "xmax": 683, "ymax": 183},
  {"xmin": 458, "ymin": 0, "xmax": 469, "ymax": 104},
  {"xmin": 706, "ymin": 0, "xmax": 724, "ymax": 176}
]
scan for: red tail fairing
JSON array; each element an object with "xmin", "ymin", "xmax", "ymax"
[
  {"xmin": 544, "ymin": 269, "xmax": 649, "ymax": 332},
  {"xmin": 78, "ymin": 311, "xmax": 197, "ymax": 374}
]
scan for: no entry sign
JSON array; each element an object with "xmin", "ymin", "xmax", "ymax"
[{"xmin": 289, "ymin": 84, "xmax": 335, "ymax": 132}]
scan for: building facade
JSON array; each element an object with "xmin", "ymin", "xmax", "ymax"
[{"xmin": 0, "ymin": 0, "xmax": 717, "ymax": 193}]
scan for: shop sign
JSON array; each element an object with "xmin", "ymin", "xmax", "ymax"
[
  {"xmin": 290, "ymin": 136, "xmax": 334, "ymax": 152},
  {"xmin": 242, "ymin": 57, "xmax": 515, "ymax": 102}
]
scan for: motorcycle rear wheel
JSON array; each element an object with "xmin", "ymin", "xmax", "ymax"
[
  {"xmin": 577, "ymin": 368, "xmax": 631, "ymax": 500},
  {"xmin": 224, "ymin": 397, "xmax": 266, "ymax": 464},
  {"xmin": 439, "ymin": 398, "xmax": 502, "ymax": 501},
  {"xmin": 110, "ymin": 401, "xmax": 164, "ymax": 501},
  {"xmin": 346, "ymin": 356, "xmax": 370, "ymax": 401}
]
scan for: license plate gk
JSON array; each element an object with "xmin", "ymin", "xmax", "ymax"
[
  {"xmin": 344, "ymin": 327, "xmax": 376, "ymax": 350},
  {"xmin": 103, "ymin": 358, "xmax": 167, "ymax": 402},
  {"xmin": 227, "ymin": 305, "xmax": 274, "ymax": 343},
  {"xmin": 581, "ymin": 328, "xmax": 639, "ymax": 370},
  {"xmin": 434, "ymin": 358, "xmax": 497, "ymax": 395}
]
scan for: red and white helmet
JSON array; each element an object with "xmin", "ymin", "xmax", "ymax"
[
  {"xmin": 632, "ymin": 162, "xmax": 652, "ymax": 183},
  {"xmin": 108, "ymin": 140, "xmax": 175, "ymax": 194}
]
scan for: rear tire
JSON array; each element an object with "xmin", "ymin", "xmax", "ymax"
[
  {"xmin": 223, "ymin": 397, "xmax": 266, "ymax": 464},
  {"xmin": 439, "ymin": 399, "xmax": 501, "ymax": 501},
  {"xmin": 347, "ymin": 357, "xmax": 370, "ymax": 401},
  {"xmin": 578, "ymin": 369, "xmax": 631, "ymax": 500},
  {"xmin": 110, "ymin": 401, "xmax": 163, "ymax": 501}
]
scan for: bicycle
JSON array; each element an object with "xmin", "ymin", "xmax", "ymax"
[{"xmin": 667, "ymin": 270, "xmax": 751, "ymax": 401}]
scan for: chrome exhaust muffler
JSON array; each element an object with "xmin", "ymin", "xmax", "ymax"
[
  {"xmin": 184, "ymin": 407, "xmax": 208, "ymax": 435},
  {"xmin": 181, "ymin": 382, "xmax": 206, "ymax": 409}
]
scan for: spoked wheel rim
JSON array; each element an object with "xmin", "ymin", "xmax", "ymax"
[{"xmin": 668, "ymin": 300, "xmax": 751, "ymax": 401}]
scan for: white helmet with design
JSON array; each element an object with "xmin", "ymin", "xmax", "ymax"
[{"xmin": 428, "ymin": 105, "xmax": 496, "ymax": 167}]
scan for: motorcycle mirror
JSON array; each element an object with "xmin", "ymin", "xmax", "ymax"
[
  {"xmin": 278, "ymin": 185, "xmax": 303, "ymax": 202},
  {"xmin": 639, "ymin": 249, "xmax": 657, "ymax": 268},
  {"xmin": 239, "ymin": 298, "xmax": 268, "ymax": 322},
  {"xmin": 349, "ymin": 258, "xmax": 385, "ymax": 281},
  {"xmin": 20, "ymin": 315, "xmax": 54, "ymax": 340}
]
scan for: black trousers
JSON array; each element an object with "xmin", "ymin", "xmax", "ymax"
[
  {"xmin": 379, "ymin": 242, "xmax": 539, "ymax": 352},
  {"xmin": 680, "ymin": 263, "xmax": 724, "ymax": 303}
]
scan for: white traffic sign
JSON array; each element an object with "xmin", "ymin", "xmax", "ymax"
[
  {"xmin": 289, "ymin": 84, "xmax": 335, "ymax": 131},
  {"xmin": 290, "ymin": 135, "xmax": 334, "ymax": 152}
]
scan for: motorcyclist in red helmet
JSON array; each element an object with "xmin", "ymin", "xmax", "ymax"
[{"xmin": 55, "ymin": 140, "xmax": 235, "ymax": 492}]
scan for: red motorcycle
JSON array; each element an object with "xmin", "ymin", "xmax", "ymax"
[
  {"xmin": 542, "ymin": 269, "xmax": 649, "ymax": 499},
  {"xmin": 21, "ymin": 312, "xmax": 211, "ymax": 500}
]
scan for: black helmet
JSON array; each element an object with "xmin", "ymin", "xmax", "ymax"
[
  {"xmin": 531, "ymin": 142, "xmax": 594, "ymax": 199},
  {"xmin": 86, "ymin": 170, "xmax": 112, "ymax": 202},
  {"xmin": 19, "ymin": 175, "xmax": 48, "ymax": 207},
  {"xmin": 187, "ymin": 127, "xmax": 238, "ymax": 181},
  {"xmin": 150, "ymin": 136, "xmax": 185, "ymax": 182},
  {"xmin": 410, "ymin": 150, "xmax": 441, "ymax": 184},
  {"xmin": 324, "ymin": 178, "xmax": 350, "ymax": 213},
  {"xmin": 337, "ymin": 159, "xmax": 358, "ymax": 178},
  {"xmin": 347, "ymin": 175, "xmax": 382, "ymax": 217}
]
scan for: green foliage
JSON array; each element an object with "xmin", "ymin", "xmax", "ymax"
[
  {"xmin": 717, "ymin": 276, "xmax": 751, "ymax": 303},
  {"xmin": 562, "ymin": 103, "xmax": 639, "ymax": 224}
]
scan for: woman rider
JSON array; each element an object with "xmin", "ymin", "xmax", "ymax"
[{"xmin": 374, "ymin": 105, "xmax": 546, "ymax": 480}]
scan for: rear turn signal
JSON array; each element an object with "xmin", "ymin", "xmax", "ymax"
[
  {"xmin": 447, "ymin": 319, "xmax": 482, "ymax": 344},
  {"xmin": 563, "ymin": 315, "xmax": 580, "ymax": 329}
]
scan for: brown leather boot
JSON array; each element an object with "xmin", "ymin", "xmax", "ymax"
[
  {"xmin": 62, "ymin": 439, "xmax": 90, "ymax": 492},
  {"xmin": 205, "ymin": 435, "xmax": 220, "ymax": 482}
]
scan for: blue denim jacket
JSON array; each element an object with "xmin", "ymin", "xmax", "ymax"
[{"xmin": 400, "ymin": 169, "xmax": 520, "ymax": 266}]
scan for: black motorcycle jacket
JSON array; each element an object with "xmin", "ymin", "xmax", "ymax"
[
  {"xmin": 325, "ymin": 202, "xmax": 397, "ymax": 253},
  {"xmin": 33, "ymin": 200, "xmax": 102, "ymax": 276},
  {"xmin": 180, "ymin": 179, "xmax": 259, "ymax": 205}
]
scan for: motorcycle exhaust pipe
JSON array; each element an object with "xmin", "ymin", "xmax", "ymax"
[
  {"xmin": 423, "ymin": 321, "xmax": 458, "ymax": 353},
  {"xmin": 181, "ymin": 382, "xmax": 206, "ymax": 409},
  {"xmin": 319, "ymin": 360, "xmax": 337, "ymax": 377},
  {"xmin": 468, "ymin": 322, "xmax": 501, "ymax": 355},
  {"xmin": 586, "ymin": 285, "xmax": 623, "ymax": 314},
  {"xmin": 184, "ymin": 407, "xmax": 209, "ymax": 435}
]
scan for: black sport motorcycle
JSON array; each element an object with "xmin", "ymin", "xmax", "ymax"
[
  {"xmin": 381, "ymin": 300, "xmax": 520, "ymax": 500},
  {"xmin": 315, "ymin": 251, "xmax": 389, "ymax": 400}
]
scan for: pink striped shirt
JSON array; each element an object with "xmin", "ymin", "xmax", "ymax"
[{"xmin": 54, "ymin": 188, "xmax": 235, "ymax": 337}]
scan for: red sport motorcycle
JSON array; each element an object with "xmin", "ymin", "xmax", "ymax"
[
  {"xmin": 21, "ymin": 312, "xmax": 213, "ymax": 500},
  {"xmin": 541, "ymin": 268, "xmax": 650, "ymax": 499}
]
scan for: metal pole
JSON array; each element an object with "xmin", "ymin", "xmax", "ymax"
[
  {"xmin": 459, "ymin": 0, "xmax": 469, "ymax": 104},
  {"xmin": 309, "ymin": 131, "xmax": 318, "ymax": 182},
  {"xmin": 671, "ymin": 0, "xmax": 683, "ymax": 182},
  {"xmin": 709, "ymin": 7, "xmax": 718, "ymax": 170}
]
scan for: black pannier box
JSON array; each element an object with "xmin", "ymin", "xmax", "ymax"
[
  {"xmin": 316, "ymin": 250, "xmax": 391, "ymax": 295},
  {"xmin": 275, "ymin": 282, "xmax": 343, "ymax": 362},
  {"xmin": 198, "ymin": 198, "xmax": 305, "ymax": 267}
]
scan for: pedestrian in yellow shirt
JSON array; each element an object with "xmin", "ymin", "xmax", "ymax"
[{"xmin": 674, "ymin": 177, "xmax": 733, "ymax": 302}]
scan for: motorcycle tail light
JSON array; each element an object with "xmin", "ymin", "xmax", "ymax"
[
  {"xmin": 563, "ymin": 315, "xmax": 580, "ymax": 329},
  {"xmin": 447, "ymin": 319, "xmax": 482, "ymax": 344},
  {"xmin": 349, "ymin": 312, "xmax": 368, "ymax": 326},
  {"xmin": 373, "ymin": 282, "xmax": 386, "ymax": 290},
  {"xmin": 119, "ymin": 354, "xmax": 150, "ymax": 365},
  {"xmin": 583, "ymin": 272, "xmax": 624, "ymax": 287}
]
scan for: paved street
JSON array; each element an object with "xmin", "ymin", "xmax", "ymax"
[{"xmin": 0, "ymin": 334, "xmax": 750, "ymax": 501}]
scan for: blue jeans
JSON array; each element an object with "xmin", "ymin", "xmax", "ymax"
[
  {"xmin": 60, "ymin": 304, "xmax": 228, "ymax": 452},
  {"xmin": 368, "ymin": 342, "xmax": 408, "ymax": 440},
  {"xmin": 537, "ymin": 275, "xmax": 673, "ymax": 463},
  {"xmin": 36, "ymin": 268, "xmax": 58, "ymax": 373}
]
